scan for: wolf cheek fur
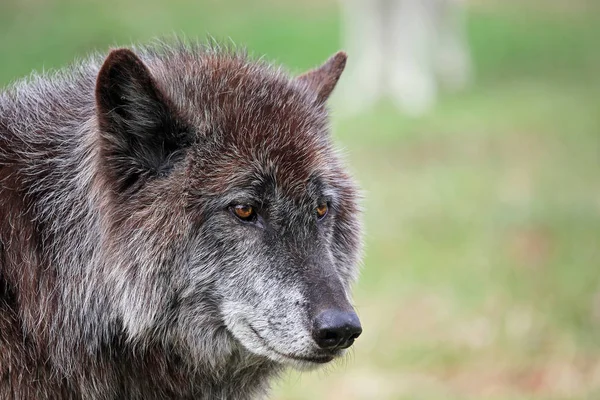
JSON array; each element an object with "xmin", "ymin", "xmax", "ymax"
[{"xmin": 0, "ymin": 43, "xmax": 363, "ymax": 399}]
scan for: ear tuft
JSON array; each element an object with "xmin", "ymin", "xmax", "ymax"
[
  {"xmin": 296, "ymin": 51, "xmax": 347, "ymax": 105},
  {"xmin": 96, "ymin": 48, "xmax": 161, "ymax": 125},
  {"xmin": 95, "ymin": 48, "xmax": 189, "ymax": 193}
]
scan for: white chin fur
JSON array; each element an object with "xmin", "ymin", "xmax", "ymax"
[{"xmin": 222, "ymin": 304, "xmax": 334, "ymax": 368}]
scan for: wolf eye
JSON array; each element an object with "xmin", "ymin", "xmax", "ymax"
[
  {"xmin": 316, "ymin": 203, "xmax": 328, "ymax": 220},
  {"xmin": 231, "ymin": 204, "xmax": 256, "ymax": 222}
]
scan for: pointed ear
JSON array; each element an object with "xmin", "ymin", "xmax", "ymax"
[
  {"xmin": 296, "ymin": 51, "xmax": 347, "ymax": 105},
  {"xmin": 95, "ymin": 49, "xmax": 189, "ymax": 192}
]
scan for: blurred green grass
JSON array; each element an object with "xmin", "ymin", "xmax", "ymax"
[{"xmin": 1, "ymin": 0, "xmax": 599, "ymax": 399}]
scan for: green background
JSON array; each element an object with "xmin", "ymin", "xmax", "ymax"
[{"xmin": 1, "ymin": 0, "xmax": 599, "ymax": 398}]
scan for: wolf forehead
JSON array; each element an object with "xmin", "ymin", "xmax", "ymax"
[{"xmin": 144, "ymin": 50, "xmax": 342, "ymax": 197}]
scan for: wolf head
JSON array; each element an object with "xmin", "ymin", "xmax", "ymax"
[{"xmin": 93, "ymin": 46, "xmax": 362, "ymax": 370}]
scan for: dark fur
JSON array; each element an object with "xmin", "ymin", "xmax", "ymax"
[{"xmin": 0, "ymin": 42, "xmax": 362, "ymax": 399}]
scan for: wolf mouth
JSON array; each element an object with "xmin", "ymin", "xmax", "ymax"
[{"xmin": 246, "ymin": 323, "xmax": 335, "ymax": 364}]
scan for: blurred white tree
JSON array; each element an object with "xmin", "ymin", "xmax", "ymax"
[{"xmin": 339, "ymin": 0, "xmax": 472, "ymax": 116}]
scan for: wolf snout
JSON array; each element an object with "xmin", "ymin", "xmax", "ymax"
[{"xmin": 312, "ymin": 309, "xmax": 362, "ymax": 350}]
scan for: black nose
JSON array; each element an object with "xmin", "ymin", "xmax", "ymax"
[{"xmin": 312, "ymin": 309, "xmax": 362, "ymax": 350}]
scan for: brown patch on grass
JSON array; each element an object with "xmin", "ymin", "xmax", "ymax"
[{"xmin": 507, "ymin": 226, "xmax": 554, "ymax": 269}]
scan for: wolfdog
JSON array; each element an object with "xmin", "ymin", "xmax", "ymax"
[{"xmin": 0, "ymin": 42, "xmax": 363, "ymax": 399}]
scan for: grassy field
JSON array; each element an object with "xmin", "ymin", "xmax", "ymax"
[{"xmin": 1, "ymin": 1, "xmax": 599, "ymax": 399}]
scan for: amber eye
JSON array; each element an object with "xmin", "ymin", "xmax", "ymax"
[
  {"xmin": 232, "ymin": 204, "xmax": 255, "ymax": 221},
  {"xmin": 316, "ymin": 203, "xmax": 328, "ymax": 220}
]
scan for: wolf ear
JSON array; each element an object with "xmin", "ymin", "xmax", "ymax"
[
  {"xmin": 95, "ymin": 48, "xmax": 189, "ymax": 192},
  {"xmin": 296, "ymin": 51, "xmax": 347, "ymax": 105}
]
